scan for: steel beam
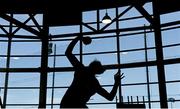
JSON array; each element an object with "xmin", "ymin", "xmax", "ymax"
[
  {"xmin": 101, "ymin": 6, "xmax": 133, "ymax": 31},
  {"xmin": 82, "ymin": 23, "xmax": 97, "ymax": 32},
  {"xmin": 0, "ymin": 58, "xmax": 180, "ymax": 73},
  {"xmin": 0, "ymin": 13, "xmax": 40, "ymax": 37},
  {"xmin": 135, "ymin": 5, "xmax": 154, "ymax": 25},
  {"xmin": 152, "ymin": 0, "xmax": 168, "ymax": 108},
  {"xmin": 3, "ymin": 14, "xmax": 13, "ymax": 108},
  {"xmin": 38, "ymin": 13, "xmax": 49, "ymax": 108},
  {"xmin": 29, "ymin": 14, "xmax": 42, "ymax": 31}
]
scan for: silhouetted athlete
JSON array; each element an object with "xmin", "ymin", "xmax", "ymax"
[{"xmin": 60, "ymin": 36, "xmax": 124, "ymax": 108}]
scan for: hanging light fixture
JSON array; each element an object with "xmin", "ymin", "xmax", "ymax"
[{"xmin": 102, "ymin": 9, "xmax": 112, "ymax": 24}]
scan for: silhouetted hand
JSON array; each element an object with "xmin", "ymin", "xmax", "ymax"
[
  {"xmin": 114, "ymin": 70, "xmax": 125, "ymax": 85},
  {"xmin": 82, "ymin": 36, "xmax": 92, "ymax": 45}
]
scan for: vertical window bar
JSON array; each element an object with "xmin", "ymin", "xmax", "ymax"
[
  {"xmin": 144, "ymin": 25, "xmax": 151, "ymax": 108},
  {"xmin": 115, "ymin": 7, "xmax": 122, "ymax": 103},
  {"xmin": 3, "ymin": 13, "xmax": 13, "ymax": 108},
  {"xmin": 51, "ymin": 44, "xmax": 56, "ymax": 109},
  {"xmin": 80, "ymin": 16, "xmax": 83, "ymax": 63},
  {"xmin": 97, "ymin": 9, "xmax": 100, "ymax": 31}
]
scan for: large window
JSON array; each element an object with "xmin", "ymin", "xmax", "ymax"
[{"xmin": 0, "ymin": 2, "xmax": 180, "ymax": 109}]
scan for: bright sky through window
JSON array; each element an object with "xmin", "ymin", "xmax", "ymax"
[{"xmin": 0, "ymin": 2, "xmax": 180, "ymax": 109}]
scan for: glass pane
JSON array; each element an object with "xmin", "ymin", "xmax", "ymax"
[
  {"xmin": 54, "ymin": 72, "xmax": 74, "ymax": 87},
  {"xmin": 151, "ymin": 103, "xmax": 160, "ymax": 108},
  {"xmin": 0, "ymin": 73, "xmax": 5, "ymax": 87},
  {"xmin": 121, "ymin": 85, "xmax": 148, "ymax": 101},
  {"xmin": 0, "ymin": 41, "xmax": 8, "ymax": 55},
  {"xmin": 88, "ymin": 104, "xmax": 116, "ymax": 109},
  {"xmin": 83, "ymin": 10, "xmax": 97, "ymax": 23},
  {"xmin": 49, "ymin": 56, "xmax": 79, "ymax": 67},
  {"xmin": 165, "ymin": 64, "xmax": 180, "ymax": 81},
  {"xmin": 146, "ymin": 33, "xmax": 155, "ymax": 47},
  {"xmin": 14, "ymin": 14, "xmax": 29, "ymax": 23},
  {"xmin": 162, "ymin": 28, "xmax": 180, "ymax": 46},
  {"xmin": 166, "ymin": 83, "xmax": 180, "ymax": 99},
  {"xmin": 7, "ymin": 89, "xmax": 39, "ymax": 104},
  {"xmin": 97, "ymin": 69, "xmax": 118, "ymax": 85},
  {"xmin": 120, "ymin": 50, "xmax": 145, "ymax": 63},
  {"xmin": 83, "ymin": 53, "xmax": 117, "ymax": 66},
  {"xmin": 168, "ymin": 101, "xmax": 180, "ymax": 109},
  {"xmin": 6, "ymin": 106, "xmax": 38, "ymax": 109},
  {"xmin": 46, "ymin": 105, "xmax": 59, "ymax": 109},
  {"xmin": 11, "ymin": 42, "xmax": 41, "ymax": 55},
  {"xmin": 120, "ymin": 18, "xmax": 149, "ymax": 29},
  {"xmin": 163, "ymin": 46, "xmax": 180, "ymax": 59},
  {"xmin": 49, "ymin": 88, "xmax": 68, "ymax": 105},
  {"xmin": 14, "ymin": 29, "xmax": 35, "ymax": 36},
  {"xmin": 166, "ymin": 82, "xmax": 180, "ymax": 108},
  {"xmin": 51, "ymin": 39, "xmax": 79, "ymax": 54},
  {"xmin": 0, "ymin": 56, "xmax": 6, "ymax": 68},
  {"xmin": 160, "ymin": 11, "xmax": 180, "ymax": 24},
  {"xmin": 10, "ymin": 57, "xmax": 41, "ymax": 68},
  {"xmin": 121, "ymin": 7, "xmax": 141, "ymax": 19},
  {"xmin": 49, "ymin": 25, "xmax": 79, "ymax": 35},
  {"xmin": 83, "ymin": 37, "xmax": 117, "ymax": 53},
  {"xmin": 150, "ymin": 84, "xmax": 160, "ymax": 102},
  {"xmin": 50, "ymin": 41, "xmax": 70, "ymax": 55},
  {"xmin": 89, "ymin": 87, "xmax": 116, "ymax": 103},
  {"xmin": 143, "ymin": 2, "xmax": 153, "ymax": 15},
  {"xmin": 147, "ymin": 49, "xmax": 156, "ymax": 61},
  {"xmin": 121, "ymin": 67, "xmax": 146, "ymax": 84},
  {"xmin": 120, "ymin": 35, "xmax": 145, "ymax": 50},
  {"xmin": 148, "ymin": 66, "xmax": 158, "ymax": 82},
  {"xmin": 8, "ymin": 73, "xmax": 40, "ymax": 87}
]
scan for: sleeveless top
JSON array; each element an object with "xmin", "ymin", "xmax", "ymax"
[{"xmin": 60, "ymin": 67, "xmax": 101, "ymax": 108}]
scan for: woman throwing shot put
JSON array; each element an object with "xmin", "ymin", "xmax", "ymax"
[{"xmin": 60, "ymin": 36, "xmax": 124, "ymax": 108}]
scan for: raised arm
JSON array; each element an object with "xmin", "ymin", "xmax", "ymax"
[
  {"xmin": 65, "ymin": 36, "xmax": 83, "ymax": 68},
  {"xmin": 65, "ymin": 36, "xmax": 92, "ymax": 68},
  {"xmin": 97, "ymin": 71, "xmax": 124, "ymax": 101}
]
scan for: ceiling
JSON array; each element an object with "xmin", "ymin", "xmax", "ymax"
[{"xmin": 0, "ymin": 0, "xmax": 179, "ymax": 26}]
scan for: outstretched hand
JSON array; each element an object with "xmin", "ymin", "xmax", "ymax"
[{"xmin": 114, "ymin": 70, "xmax": 125, "ymax": 85}]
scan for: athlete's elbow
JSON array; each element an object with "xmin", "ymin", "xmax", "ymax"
[
  {"xmin": 65, "ymin": 50, "xmax": 72, "ymax": 56},
  {"xmin": 108, "ymin": 98, "xmax": 114, "ymax": 101},
  {"xmin": 106, "ymin": 96, "xmax": 114, "ymax": 101},
  {"xmin": 65, "ymin": 50, "xmax": 68, "ymax": 55}
]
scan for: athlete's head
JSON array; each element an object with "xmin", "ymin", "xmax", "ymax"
[{"xmin": 89, "ymin": 60, "xmax": 105, "ymax": 75}]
